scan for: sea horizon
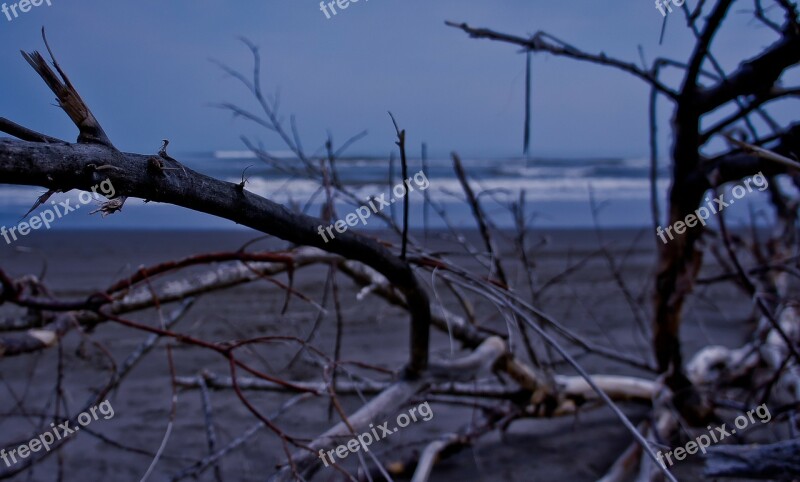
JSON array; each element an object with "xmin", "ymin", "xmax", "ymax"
[{"xmin": 0, "ymin": 150, "xmax": 774, "ymax": 231}]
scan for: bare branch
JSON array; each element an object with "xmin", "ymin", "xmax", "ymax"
[{"xmin": 445, "ymin": 21, "xmax": 678, "ymax": 99}]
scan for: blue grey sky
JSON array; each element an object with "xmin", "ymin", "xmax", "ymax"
[{"xmin": 0, "ymin": 0, "xmax": 793, "ymax": 158}]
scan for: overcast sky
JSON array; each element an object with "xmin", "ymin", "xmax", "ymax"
[{"xmin": 0, "ymin": 0, "xmax": 793, "ymax": 158}]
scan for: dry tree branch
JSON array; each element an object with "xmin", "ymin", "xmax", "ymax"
[
  {"xmin": 3, "ymin": 11, "xmax": 798, "ymax": 481},
  {"xmin": 390, "ymin": 112, "xmax": 411, "ymax": 260},
  {"xmin": 0, "ymin": 117, "xmax": 66, "ymax": 144},
  {"xmin": 452, "ymin": 153, "xmax": 508, "ymax": 287},
  {"xmin": 0, "ymin": 37, "xmax": 432, "ymax": 377},
  {"xmin": 445, "ymin": 21, "xmax": 678, "ymax": 99},
  {"xmin": 436, "ymin": 272, "xmax": 678, "ymax": 482},
  {"xmin": 724, "ymin": 135, "xmax": 800, "ymax": 171},
  {"xmin": 270, "ymin": 336, "xmax": 507, "ymax": 481},
  {"xmin": 446, "ymin": 8, "xmax": 800, "ymax": 411}
]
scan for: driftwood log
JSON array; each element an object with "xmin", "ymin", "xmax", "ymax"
[
  {"xmin": 1, "ymin": 4, "xmax": 800, "ymax": 479},
  {"xmin": 448, "ymin": 3, "xmax": 800, "ymax": 423}
]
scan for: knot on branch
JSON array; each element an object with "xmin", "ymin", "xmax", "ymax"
[{"xmin": 147, "ymin": 156, "xmax": 168, "ymax": 175}]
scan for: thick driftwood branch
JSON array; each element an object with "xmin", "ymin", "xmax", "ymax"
[
  {"xmin": 698, "ymin": 27, "xmax": 800, "ymax": 111},
  {"xmin": 177, "ymin": 371, "xmax": 656, "ymax": 405},
  {"xmin": 0, "ymin": 138, "xmax": 431, "ymax": 374},
  {"xmin": 176, "ymin": 373, "xmax": 520, "ymax": 399},
  {"xmin": 684, "ymin": 0, "xmax": 735, "ymax": 94},
  {"xmin": 0, "ymin": 40, "xmax": 430, "ymax": 374},
  {"xmin": 705, "ymin": 439, "xmax": 800, "ymax": 479},
  {"xmin": 270, "ymin": 336, "xmax": 507, "ymax": 481}
]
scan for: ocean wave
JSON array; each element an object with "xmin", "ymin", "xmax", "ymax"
[
  {"xmin": 238, "ymin": 176, "xmax": 670, "ymax": 203},
  {"xmin": 497, "ymin": 166, "xmax": 595, "ymax": 178},
  {"xmin": 213, "ymin": 149, "xmax": 296, "ymax": 160}
]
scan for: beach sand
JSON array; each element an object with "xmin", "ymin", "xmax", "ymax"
[{"xmin": 0, "ymin": 229, "xmax": 757, "ymax": 481}]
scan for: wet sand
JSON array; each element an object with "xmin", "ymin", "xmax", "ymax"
[{"xmin": 0, "ymin": 229, "xmax": 757, "ymax": 481}]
